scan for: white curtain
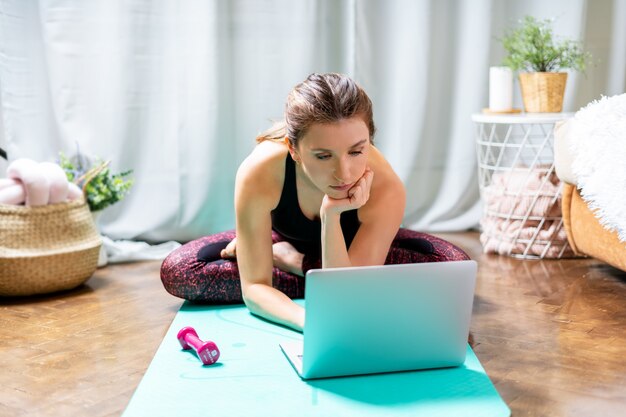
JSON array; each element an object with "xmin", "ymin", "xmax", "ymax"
[{"xmin": 0, "ymin": 0, "xmax": 623, "ymax": 242}]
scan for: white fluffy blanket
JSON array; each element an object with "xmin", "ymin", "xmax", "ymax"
[{"xmin": 569, "ymin": 93, "xmax": 626, "ymax": 242}]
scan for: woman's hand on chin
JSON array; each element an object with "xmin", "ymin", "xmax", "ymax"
[{"xmin": 320, "ymin": 167, "xmax": 374, "ymax": 216}]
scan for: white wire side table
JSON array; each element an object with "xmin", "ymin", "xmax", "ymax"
[{"xmin": 472, "ymin": 113, "xmax": 576, "ymax": 259}]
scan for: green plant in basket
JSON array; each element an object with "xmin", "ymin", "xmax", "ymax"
[
  {"xmin": 500, "ymin": 16, "xmax": 591, "ymax": 73},
  {"xmin": 499, "ymin": 15, "xmax": 592, "ymax": 113},
  {"xmin": 59, "ymin": 153, "xmax": 134, "ymax": 212}
]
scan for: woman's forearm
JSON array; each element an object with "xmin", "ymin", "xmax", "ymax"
[
  {"xmin": 242, "ymin": 283, "xmax": 305, "ymax": 332},
  {"xmin": 320, "ymin": 211, "xmax": 351, "ymax": 268}
]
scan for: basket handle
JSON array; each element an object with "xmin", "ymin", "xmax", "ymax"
[{"xmin": 74, "ymin": 160, "xmax": 111, "ymax": 195}]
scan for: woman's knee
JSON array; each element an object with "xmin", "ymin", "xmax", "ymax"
[
  {"xmin": 160, "ymin": 243, "xmax": 203, "ymax": 299},
  {"xmin": 160, "ymin": 242, "xmax": 191, "ymax": 285},
  {"xmin": 389, "ymin": 228, "xmax": 470, "ymax": 263},
  {"xmin": 423, "ymin": 234, "xmax": 470, "ymax": 261},
  {"xmin": 161, "ymin": 256, "xmax": 242, "ymax": 302},
  {"xmin": 160, "ymin": 232, "xmax": 238, "ymax": 301}
]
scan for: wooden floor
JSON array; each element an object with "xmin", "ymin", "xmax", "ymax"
[{"xmin": 1, "ymin": 232, "xmax": 625, "ymax": 417}]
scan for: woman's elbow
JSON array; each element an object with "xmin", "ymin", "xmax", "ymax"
[{"xmin": 241, "ymin": 283, "xmax": 260, "ymax": 312}]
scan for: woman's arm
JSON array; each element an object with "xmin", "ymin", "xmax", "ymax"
[
  {"xmin": 320, "ymin": 151, "xmax": 405, "ymax": 268},
  {"xmin": 346, "ymin": 178, "xmax": 405, "ymax": 266},
  {"xmin": 234, "ymin": 150, "xmax": 305, "ymax": 332},
  {"xmin": 319, "ymin": 167, "xmax": 374, "ymax": 268}
]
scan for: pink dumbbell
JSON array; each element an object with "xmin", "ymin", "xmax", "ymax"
[{"xmin": 176, "ymin": 326, "xmax": 220, "ymax": 365}]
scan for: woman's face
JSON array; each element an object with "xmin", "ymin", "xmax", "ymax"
[{"xmin": 291, "ymin": 117, "xmax": 370, "ymax": 199}]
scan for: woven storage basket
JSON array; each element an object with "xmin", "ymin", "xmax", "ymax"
[
  {"xmin": 519, "ymin": 72, "xmax": 568, "ymax": 113},
  {"xmin": 0, "ymin": 200, "xmax": 102, "ymax": 296}
]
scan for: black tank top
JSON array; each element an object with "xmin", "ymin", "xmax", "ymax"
[{"xmin": 271, "ymin": 153, "xmax": 361, "ymax": 254}]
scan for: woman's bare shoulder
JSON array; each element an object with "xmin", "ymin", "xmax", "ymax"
[
  {"xmin": 235, "ymin": 140, "xmax": 289, "ymax": 206},
  {"xmin": 368, "ymin": 145, "xmax": 404, "ymax": 191},
  {"xmin": 361, "ymin": 145, "xmax": 406, "ymax": 218}
]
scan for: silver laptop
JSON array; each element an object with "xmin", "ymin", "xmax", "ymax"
[{"xmin": 280, "ymin": 260, "xmax": 477, "ymax": 379}]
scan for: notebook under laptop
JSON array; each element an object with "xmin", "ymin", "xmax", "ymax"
[{"xmin": 279, "ymin": 260, "xmax": 477, "ymax": 379}]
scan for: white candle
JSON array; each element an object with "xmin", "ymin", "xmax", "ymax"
[{"xmin": 489, "ymin": 66, "xmax": 513, "ymax": 111}]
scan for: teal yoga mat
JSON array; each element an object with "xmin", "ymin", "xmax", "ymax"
[{"xmin": 123, "ymin": 302, "xmax": 510, "ymax": 417}]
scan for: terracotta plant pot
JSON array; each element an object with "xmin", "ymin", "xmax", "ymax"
[{"xmin": 519, "ymin": 72, "xmax": 568, "ymax": 113}]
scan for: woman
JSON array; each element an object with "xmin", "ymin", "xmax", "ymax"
[{"xmin": 161, "ymin": 73, "xmax": 468, "ymax": 332}]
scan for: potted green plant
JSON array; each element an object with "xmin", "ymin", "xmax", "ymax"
[{"xmin": 500, "ymin": 16, "xmax": 591, "ymax": 113}]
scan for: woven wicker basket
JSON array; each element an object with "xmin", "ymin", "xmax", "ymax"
[
  {"xmin": 0, "ymin": 200, "xmax": 102, "ymax": 296},
  {"xmin": 519, "ymin": 72, "xmax": 568, "ymax": 113}
]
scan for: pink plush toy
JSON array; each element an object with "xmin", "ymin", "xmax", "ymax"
[
  {"xmin": 0, "ymin": 178, "xmax": 26, "ymax": 205},
  {"xmin": 0, "ymin": 158, "xmax": 83, "ymax": 206},
  {"xmin": 39, "ymin": 162, "xmax": 69, "ymax": 204}
]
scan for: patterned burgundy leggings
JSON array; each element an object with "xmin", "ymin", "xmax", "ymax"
[{"xmin": 160, "ymin": 228, "xmax": 469, "ymax": 303}]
